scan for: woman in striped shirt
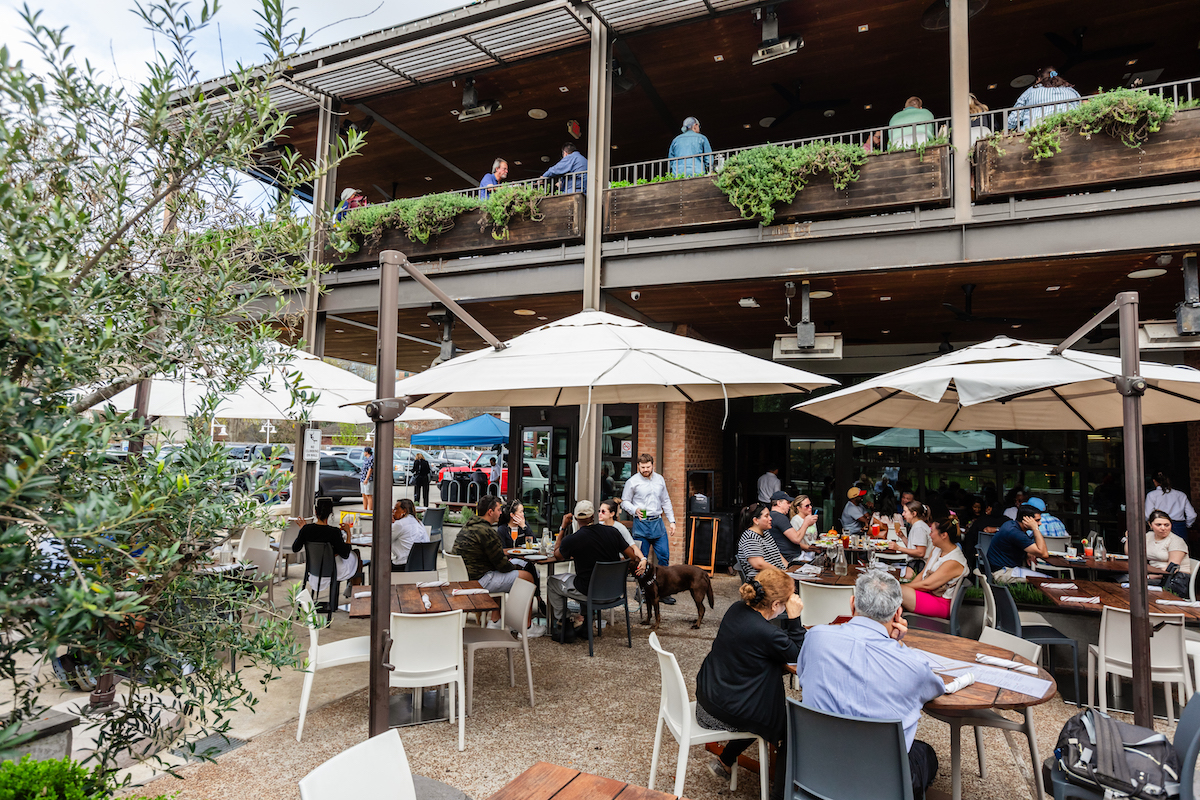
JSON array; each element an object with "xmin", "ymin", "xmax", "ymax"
[
  {"xmin": 736, "ymin": 502, "xmax": 786, "ymax": 581},
  {"xmin": 1007, "ymin": 66, "xmax": 1081, "ymax": 131}
]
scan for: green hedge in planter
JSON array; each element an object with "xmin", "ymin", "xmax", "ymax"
[
  {"xmin": 0, "ymin": 756, "xmax": 170, "ymax": 800},
  {"xmin": 714, "ymin": 141, "xmax": 868, "ymax": 226}
]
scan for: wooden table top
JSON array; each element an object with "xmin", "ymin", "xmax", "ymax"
[
  {"xmin": 1042, "ymin": 555, "xmax": 1166, "ymax": 575},
  {"xmin": 787, "ymin": 564, "xmax": 907, "ymax": 587},
  {"xmin": 487, "ymin": 762, "xmax": 686, "ymax": 800},
  {"xmin": 347, "ymin": 581, "xmax": 500, "ymax": 618},
  {"xmin": 789, "ymin": 620, "xmax": 1056, "ymax": 712},
  {"xmin": 1028, "ymin": 578, "xmax": 1200, "ymax": 621}
]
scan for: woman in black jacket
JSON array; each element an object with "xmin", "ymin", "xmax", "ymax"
[
  {"xmin": 695, "ymin": 565, "xmax": 805, "ymax": 800},
  {"xmin": 411, "ymin": 452, "xmax": 432, "ymax": 507}
]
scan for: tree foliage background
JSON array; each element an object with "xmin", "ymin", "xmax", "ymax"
[{"xmin": 0, "ymin": 0, "xmax": 361, "ymax": 777}]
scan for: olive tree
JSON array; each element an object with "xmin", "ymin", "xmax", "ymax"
[{"xmin": 0, "ymin": 0, "xmax": 361, "ymax": 777}]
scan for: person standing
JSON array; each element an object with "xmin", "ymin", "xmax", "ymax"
[
  {"xmin": 757, "ymin": 467, "xmax": 782, "ymax": 503},
  {"xmin": 620, "ymin": 454, "xmax": 677, "ymax": 601},
  {"xmin": 667, "ymin": 116, "xmax": 712, "ymax": 176},
  {"xmin": 1145, "ymin": 471, "xmax": 1196, "ymax": 542},
  {"xmin": 479, "ymin": 158, "xmax": 508, "ymax": 198},
  {"xmin": 410, "ymin": 451, "xmax": 431, "ymax": 507},
  {"xmin": 489, "ymin": 456, "xmax": 501, "ymax": 489},
  {"xmin": 358, "ymin": 446, "xmax": 374, "ymax": 512}
]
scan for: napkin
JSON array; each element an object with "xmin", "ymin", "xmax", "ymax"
[
  {"xmin": 1038, "ymin": 582, "xmax": 1077, "ymax": 589},
  {"xmin": 1121, "ymin": 583, "xmax": 1162, "ymax": 591},
  {"xmin": 354, "ymin": 591, "xmax": 371, "ymax": 599},
  {"xmin": 417, "ymin": 580, "xmax": 449, "ymax": 588},
  {"xmin": 1156, "ymin": 599, "xmax": 1200, "ymax": 608},
  {"xmin": 451, "ymin": 588, "xmax": 490, "ymax": 596},
  {"xmin": 1060, "ymin": 595, "xmax": 1101, "ymax": 604},
  {"xmin": 792, "ymin": 565, "xmax": 822, "ymax": 576},
  {"xmin": 976, "ymin": 653, "xmax": 1039, "ymax": 675},
  {"xmin": 944, "ymin": 673, "xmax": 976, "ymax": 694},
  {"xmin": 421, "ymin": 593, "xmax": 431, "ymax": 610}
]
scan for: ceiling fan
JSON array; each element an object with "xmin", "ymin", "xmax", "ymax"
[
  {"xmin": 942, "ymin": 284, "xmax": 1036, "ymax": 325},
  {"xmin": 766, "ymin": 82, "xmax": 850, "ymax": 129},
  {"xmin": 920, "ymin": 0, "xmax": 988, "ymax": 32},
  {"xmin": 1043, "ymin": 27, "xmax": 1153, "ymax": 73}
]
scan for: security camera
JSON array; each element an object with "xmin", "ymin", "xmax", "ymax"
[
  {"xmin": 630, "ymin": 290, "xmax": 641, "ymax": 301},
  {"xmin": 364, "ymin": 397, "xmax": 410, "ymax": 423}
]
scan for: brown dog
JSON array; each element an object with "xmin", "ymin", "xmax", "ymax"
[{"xmin": 635, "ymin": 563, "xmax": 714, "ymax": 629}]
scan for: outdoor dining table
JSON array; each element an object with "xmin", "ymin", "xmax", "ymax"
[
  {"xmin": 504, "ymin": 547, "xmax": 572, "ymax": 576},
  {"xmin": 1028, "ymin": 577, "xmax": 1200, "ymax": 623},
  {"xmin": 1040, "ymin": 554, "xmax": 1166, "ymax": 581},
  {"xmin": 486, "ymin": 761, "xmax": 686, "ymax": 800},
  {"xmin": 785, "ymin": 563, "xmax": 906, "ymax": 587}
]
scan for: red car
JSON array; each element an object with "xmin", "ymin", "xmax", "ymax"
[{"xmin": 438, "ymin": 451, "xmax": 508, "ymax": 499}]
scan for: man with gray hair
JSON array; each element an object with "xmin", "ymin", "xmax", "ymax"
[
  {"xmin": 797, "ymin": 570, "xmax": 943, "ymax": 798},
  {"xmin": 668, "ymin": 116, "xmax": 712, "ymax": 177},
  {"xmin": 479, "ymin": 158, "xmax": 508, "ymax": 198}
]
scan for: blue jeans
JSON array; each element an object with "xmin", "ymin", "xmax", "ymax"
[{"xmin": 632, "ymin": 517, "xmax": 670, "ymax": 566}]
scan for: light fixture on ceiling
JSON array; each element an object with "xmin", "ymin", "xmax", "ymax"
[
  {"xmin": 987, "ymin": 83, "xmax": 998, "ymax": 90},
  {"xmin": 513, "ymin": 160, "xmax": 522, "ymax": 165},
  {"xmin": 743, "ymin": 123, "xmax": 751, "ymax": 129},
  {"xmin": 559, "ymin": 86, "xmax": 569, "ymax": 92},
  {"xmin": 611, "ymin": 144, "xmax": 618, "ymax": 149},
  {"xmin": 881, "ymin": 329, "xmax": 890, "ymax": 334},
  {"xmin": 450, "ymin": 109, "xmax": 460, "ymax": 116},
  {"xmin": 739, "ymin": 297, "xmax": 760, "ymax": 308},
  {"xmin": 759, "ymin": 116, "xmax": 777, "ymax": 128},
  {"xmin": 513, "ymin": 309, "xmax": 536, "ymax": 315},
  {"xmin": 1126, "ymin": 58, "xmax": 1139, "ymax": 66},
  {"xmin": 421, "ymin": 350, "xmax": 430, "ymax": 353},
  {"xmin": 424, "ymin": 176, "xmax": 432, "ymax": 181},
  {"xmin": 334, "ymin": 328, "xmax": 345, "ymax": 332},
  {"xmin": 360, "ymin": 352, "xmax": 370, "ymax": 356},
  {"xmin": 1129, "ymin": 268, "xmax": 1167, "ymax": 279},
  {"xmin": 459, "ymin": 76, "xmax": 501, "ymax": 122},
  {"xmin": 1011, "ymin": 74, "xmax": 1035, "ymax": 88},
  {"xmin": 537, "ymin": 316, "xmax": 547, "ymax": 320},
  {"xmin": 880, "ymin": 296, "xmax": 891, "ymax": 301},
  {"xmin": 938, "ymin": 334, "xmax": 954, "ymax": 354},
  {"xmin": 1156, "ymin": 254, "xmax": 1174, "ymax": 266},
  {"xmin": 541, "ymin": 155, "xmax": 551, "ymax": 162},
  {"xmin": 858, "ymin": 24, "xmax": 869, "ymax": 33},
  {"xmin": 420, "ymin": 322, "xmax": 431, "ymax": 327},
  {"xmin": 752, "ymin": 5, "xmax": 802, "ymax": 65},
  {"xmin": 713, "ymin": 54, "xmax": 724, "ymax": 62},
  {"xmin": 863, "ymin": 104, "xmax": 873, "ymax": 110},
  {"xmin": 1011, "ymin": 324, "xmax": 1022, "ymax": 329},
  {"xmin": 1046, "ymin": 285, "xmax": 1060, "ymax": 292},
  {"xmin": 823, "ymin": 109, "xmax": 835, "ymax": 117},
  {"xmin": 920, "ymin": 0, "xmax": 988, "ymax": 31},
  {"xmin": 810, "ymin": 290, "xmax": 833, "ymax": 299},
  {"xmin": 611, "ymin": 59, "xmax": 637, "ymax": 95},
  {"xmin": 528, "ymin": 108, "xmax": 547, "ymax": 119}
]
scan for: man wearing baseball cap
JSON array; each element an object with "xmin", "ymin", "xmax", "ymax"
[
  {"xmin": 549, "ymin": 499, "xmax": 646, "ymax": 643},
  {"xmin": 841, "ymin": 487, "xmax": 870, "ymax": 535},
  {"xmin": 768, "ymin": 490, "xmax": 818, "ymax": 563}
]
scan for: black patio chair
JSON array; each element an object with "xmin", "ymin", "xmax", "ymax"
[
  {"xmin": 405, "ymin": 541, "xmax": 440, "ymax": 572},
  {"xmin": 302, "ymin": 541, "xmax": 340, "ymax": 623}
]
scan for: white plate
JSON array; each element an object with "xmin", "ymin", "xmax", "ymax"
[{"xmin": 524, "ymin": 554, "xmax": 550, "ymax": 561}]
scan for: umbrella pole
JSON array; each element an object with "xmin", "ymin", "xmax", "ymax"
[{"xmin": 1117, "ymin": 291, "xmax": 1153, "ymax": 728}]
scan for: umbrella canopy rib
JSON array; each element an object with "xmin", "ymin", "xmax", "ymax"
[
  {"xmin": 1051, "ymin": 387, "xmax": 1096, "ymax": 431},
  {"xmin": 834, "ymin": 389, "xmax": 902, "ymax": 426},
  {"xmin": 1145, "ymin": 383, "xmax": 1200, "ymax": 407},
  {"xmin": 941, "ymin": 405, "xmax": 961, "ymax": 432}
]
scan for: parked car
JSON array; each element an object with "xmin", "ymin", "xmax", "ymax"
[
  {"xmin": 422, "ymin": 448, "xmax": 471, "ymax": 469},
  {"xmin": 245, "ymin": 454, "xmax": 362, "ymax": 502},
  {"xmin": 392, "ymin": 447, "xmax": 438, "ymax": 485},
  {"xmin": 326, "ymin": 445, "xmax": 370, "ymax": 469},
  {"xmin": 437, "ymin": 448, "xmax": 509, "ymax": 498}
]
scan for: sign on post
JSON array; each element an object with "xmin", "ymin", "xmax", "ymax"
[{"xmin": 303, "ymin": 429, "xmax": 322, "ymax": 462}]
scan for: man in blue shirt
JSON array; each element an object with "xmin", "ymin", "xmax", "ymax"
[
  {"xmin": 1025, "ymin": 496, "xmax": 1068, "ymax": 538},
  {"xmin": 798, "ymin": 570, "xmax": 943, "ymax": 798},
  {"xmin": 478, "ymin": 158, "xmax": 507, "ymax": 198},
  {"xmin": 668, "ymin": 116, "xmax": 712, "ymax": 176},
  {"xmin": 986, "ymin": 504, "xmax": 1049, "ymax": 582},
  {"xmin": 542, "ymin": 142, "xmax": 587, "ymax": 194}
]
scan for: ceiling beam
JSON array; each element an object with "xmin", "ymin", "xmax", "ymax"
[
  {"xmin": 354, "ymin": 102, "xmax": 476, "ymax": 185},
  {"xmin": 613, "ymin": 39, "xmax": 676, "ymax": 134}
]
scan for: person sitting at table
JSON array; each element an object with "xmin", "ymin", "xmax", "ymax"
[
  {"xmin": 900, "ymin": 516, "xmax": 968, "ymax": 619},
  {"xmin": 841, "ymin": 486, "xmax": 870, "ymax": 535},
  {"xmin": 872, "ymin": 494, "xmax": 905, "ymax": 540},
  {"xmin": 987, "ymin": 503, "xmax": 1049, "ymax": 583},
  {"xmin": 292, "ymin": 497, "xmax": 362, "ymax": 597},
  {"xmin": 451, "ymin": 495, "xmax": 536, "ymax": 626},
  {"xmin": 597, "ymin": 498, "xmax": 636, "ymax": 549},
  {"xmin": 549, "ymin": 500, "xmax": 646, "ymax": 644},
  {"xmin": 496, "ymin": 499, "xmax": 548, "ymax": 618},
  {"xmin": 736, "ymin": 502, "xmax": 787, "ymax": 581},
  {"xmin": 797, "ymin": 570, "xmax": 943, "ymax": 799},
  {"xmin": 788, "ymin": 495, "xmax": 822, "ymax": 563},
  {"xmin": 1127, "ymin": 510, "xmax": 1193, "ymax": 575},
  {"xmin": 390, "ymin": 498, "xmax": 429, "ymax": 572},
  {"xmin": 695, "ymin": 565, "xmax": 804, "ymax": 800},
  {"xmin": 768, "ymin": 491, "xmax": 814, "ymax": 564},
  {"xmin": 1002, "ymin": 487, "xmax": 1027, "ymax": 520},
  {"xmin": 962, "ymin": 498, "xmax": 1004, "ymax": 572},
  {"xmin": 888, "ymin": 500, "xmax": 933, "ymax": 574}
]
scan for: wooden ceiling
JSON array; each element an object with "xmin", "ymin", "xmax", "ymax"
[
  {"xmin": 314, "ymin": 250, "xmax": 1190, "ymax": 372},
  {"xmin": 278, "ymin": 0, "xmax": 1200, "ymax": 202}
]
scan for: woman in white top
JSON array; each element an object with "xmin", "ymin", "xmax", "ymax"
[
  {"xmin": 598, "ymin": 498, "xmax": 636, "ymax": 550},
  {"xmin": 1145, "ymin": 472, "xmax": 1196, "ymax": 541},
  {"xmin": 1127, "ymin": 510, "xmax": 1191, "ymax": 573},
  {"xmin": 788, "ymin": 495, "xmax": 821, "ymax": 562},
  {"xmin": 901, "ymin": 516, "xmax": 968, "ymax": 619},
  {"xmin": 888, "ymin": 500, "xmax": 932, "ymax": 572}
]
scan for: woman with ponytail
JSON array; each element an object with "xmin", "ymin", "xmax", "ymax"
[
  {"xmin": 695, "ymin": 565, "xmax": 804, "ymax": 799},
  {"xmin": 1006, "ymin": 65, "xmax": 1081, "ymax": 130},
  {"xmin": 900, "ymin": 516, "xmax": 969, "ymax": 619}
]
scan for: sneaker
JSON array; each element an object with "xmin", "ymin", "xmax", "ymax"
[
  {"xmin": 486, "ymin": 618, "xmax": 503, "ymax": 630},
  {"xmin": 526, "ymin": 624, "xmax": 547, "ymax": 639},
  {"xmin": 706, "ymin": 756, "xmax": 731, "ymax": 781}
]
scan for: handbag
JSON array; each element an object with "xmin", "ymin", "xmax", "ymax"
[
  {"xmin": 1056, "ymin": 707, "xmax": 1181, "ymax": 798},
  {"xmin": 1161, "ymin": 561, "xmax": 1191, "ymax": 598}
]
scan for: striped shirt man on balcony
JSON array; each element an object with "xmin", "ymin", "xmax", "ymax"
[{"xmin": 1007, "ymin": 66, "xmax": 1082, "ymax": 131}]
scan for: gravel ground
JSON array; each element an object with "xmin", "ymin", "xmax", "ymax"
[{"xmin": 134, "ymin": 573, "xmax": 1180, "ymax": 800}]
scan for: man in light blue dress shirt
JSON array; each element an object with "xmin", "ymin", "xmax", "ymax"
[
  {"xmin": 542, "ymin": 142, "xmax": 588, "ymax": 194},
  {"xmin": 797, "ymin": 570, "xmax": 944, "ymax": 798},
  {"xmin": 620, "ymin": 454, "xmax": 676, "ymax": 583}
]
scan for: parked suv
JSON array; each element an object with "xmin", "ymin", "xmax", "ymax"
[{"xmin": 245, "ymin": 454, "xmax": 362, "ymax": 502}]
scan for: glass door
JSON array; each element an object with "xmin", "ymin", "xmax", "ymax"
[{"xmin": 519, "ymin": 426, "xmax": 573, "ymax": 534}]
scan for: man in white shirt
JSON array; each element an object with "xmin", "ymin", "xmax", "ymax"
[
  {"xmin": 757, "ymin": 467, "xmax": 782, "ymax": 502},
  {"xmin": 390, "ymin": 498, "xmax": 429, "ymax": 571},
  {"xmin": 489, "ymin": 457, "xmax": 501, "ymax": 485},
  {"xmin": 620, "ymin": 454, "xmax": 676, "ymax": 600}
]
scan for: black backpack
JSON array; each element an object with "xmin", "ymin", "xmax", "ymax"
[{"xmin": 1056, "ymin": 708, "xmax": 1182, "ymax": 798}]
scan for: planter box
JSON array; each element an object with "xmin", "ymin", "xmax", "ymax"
[
  {"xmin": 2, "ymin": 709, "xmax": 78, "ymax": 763},
  {"xmin": 327, "ymin": 193, "xmax": 584, "ymax": 268},
  {"xmin": 603, "ymin": 145, "xmax": 951, "ymax": 237},
  {"xmin": 974, "ymin": 107, "xmax": 1200, "ymax": 199}
]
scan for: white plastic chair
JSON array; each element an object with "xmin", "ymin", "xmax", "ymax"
[
  {"xmin": 236, "ymin": 527, "xmax": 273, "ymax": 560},
  {"xmin": 1037, "ymin": 536, "xmax": 1075, "ymax": 580},
  {"xmin": 928, "ymin": 627, "xmax": 1044, "ymax": 800},
  {"xmin": 389, "ymin": 609, "xmax": 465, "ymax": 751},
  {"xmin": 245, "ymin": 547, "xmax": 280, "ymax": 607},
  {"xmin": 1088, "ymin": 606, "xmax": 1193, "ymax": 726},
  {"xmin": 797, "ymin": 581, "xmax": 855, "ymax": 627},
  {"xmin": 444, "ymin": 551, "xmax": 501, "ymax": 625},
  {"xmin": 275, "ymin": 520, "xmax": 303, "ymax": 579},
  {"xmin": 648, "ymin": 632, "xmax": 768, "ymax": 800},
  {"xmin": 295, "ymin": 589, "xmax": 371, "ymax": 742},
  {"xmin": 464, "ymin": 575, "xmax": 535, "ymax": 715},
  {"xmin": 298, "ymin": 728, "xmax": 416, "ymax": 800}
]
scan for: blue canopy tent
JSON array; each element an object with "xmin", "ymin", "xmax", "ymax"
[{"xmin": 410, "ymin": 414, "xmax": 509, "ymax": 447}]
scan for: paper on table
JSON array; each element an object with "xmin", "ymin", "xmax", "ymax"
[
  {"xmin": 1156, "ymin": 598, "xmax": 1200, "ymax": 608},
  {"xmin": 417, "ymin": 580, "xmax": 448, "ymax": 588},
  {"xmin": 451, "ymin": 588, "xmax": 490, "ymax": 596},
  {"xmin": 1038, "ymin": 582, "xmax": 1077, "ymax": 589},
  {"xmin": 976, "ymin": 653, "xmax": 1039, "ymax": 675},
  {"xmin": 421, "ymin": 593, "xmax": 431, "ymax": 609},
  {"xmin": 1060, "ymin": 595, "xmax": 1101, "ymax": 604},
  {"xmin": 354, "ymin": 591, "xmax": 371, "ymax": 598},
  {"xmin": 916, "ymin": 652, "xmax": 1051, "ymax": 697},
  {"xmin": 1121, "ymin": 583, "xmax": 1162, "ymax": 591}
]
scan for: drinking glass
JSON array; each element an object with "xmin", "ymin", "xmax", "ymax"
[{"xmin": 510, "ymin": 526, "xmax": 519, "ymax": 548}]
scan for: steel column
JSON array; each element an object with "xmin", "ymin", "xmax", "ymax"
[{"xmin": 948, "ymin": 0, "xmax": 972, "ymax": 223}]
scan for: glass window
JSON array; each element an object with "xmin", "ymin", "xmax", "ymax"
[{"xmin": 601, "ymin": 413, "xmax": 635, "ymax": 500}]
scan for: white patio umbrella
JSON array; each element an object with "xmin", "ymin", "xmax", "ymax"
[
  {"xmin": 391, "ymin": 309, "xmax": 837, "ymax": 413},
  {"xmin": 795, "ymin": 336, "xmax": 1200, "ymax": 430},
  {"xmin": 853, "ymin": 428, "xmax": 1026, "ymax": 453},
  {"xmin": 101, "ymin": 348, "xmax": 449, "ymax": 424}
]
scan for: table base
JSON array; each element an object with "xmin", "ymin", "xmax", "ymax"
[{"xmin": 388, "ymin": 686, "xmax": 448, "ymax": 727}]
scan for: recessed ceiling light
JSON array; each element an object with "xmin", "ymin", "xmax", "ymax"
[
  {"xmin": 513, "ymin": 160, "xmax": 522, "ymax": 165},
  {"xmin": 421, "ymin": 350, "xmax": 430, "ymax": 353},
  {"xmin": 361, "ymin": 352, "xmax": 369, "ymax": 355},
  {"xmin": 528, "ymin": 108, "xmax": 548, "ymax": 119},
  {"xmin": 881, "ymin": 330, "xmax": 890, "ymax": 334},
  {"xmin": 537, "ymin": 316, "xmax": 547, "ymax": 320},
  {"xmin": 611, "ymin": 144, "xmax": 618, "ymax": 149},
  {"xmin": 713, "ymin": 55, "xmax": 724, "ymax": 62},
  {"xmin": 1156, "ymin": 254, "xmax": 1173, "ymax": 266},
  {"xmin": 424, "ymin": 176, "xmax": 432, "ymax": 181},
  {"xmin": 863, "ymin": 104, "xmax": 872, "ymax": 110},
  {"xmin": 513, "ymin": 309, "xmax": 536, "ymax": 315},
  {"xmin": 810, "ymin": 290, "xmax": 833, "ymax": 299},
  {"xmin": 880, "ymin": 296, "xmax": 891, "ymax": 301},
  {"xmin": 743, "ymin": 123, "xmax": 751, "ymax": 129},
  {"xmin": 738, "ymin": 297, "xmax": 760, "ymax": 308},
  {"xmin": 858, "ymin": 24, "xmax": 869, "ymax": 32},
  {"xmin": 1011, "ymin": 324, "xmax": 1022, "ymax": 329},
  {"xmin": 759, "ymin": 116, "xmax": 776, "ymax": 128},
  {"xmin": 1126, "ymin": 58, "xmax": 1138, "ymax": 66},
  {"xmin": 334, "ymin": 328, "xmax": 344, "ymax": 333},
  {"xmin": 1011, "ymin": 74, "xmax": 1035, "ymax": 88},
  {"xmin": 823, "ymin": 109, "xmax": 835, "ymax": 118},
  {"xmin": 1129, "ymin": 268, "xmax": 1167, "ymax": 279},
  {"xmin": 420, "ymin": 323, "xmax": 431, "ymax": 327},
  {"xmin": 558, "ymin": 86, "xmax": 569, "ymax": 93},
  {"xmin": 987, "ymin": 83, "xmax": 998, "ymax": 90},
  {"xmin": 1046, "ymin": 285, "xmax": 1060, "ymax": 292},
  {"xmin": 541, "ymin": 155, "xmax": 550, "ymax": 162}
]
